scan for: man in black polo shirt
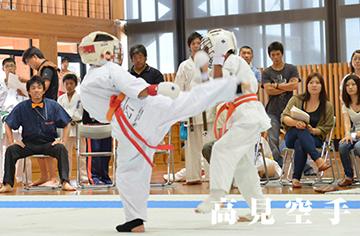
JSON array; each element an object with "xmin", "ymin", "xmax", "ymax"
[{"xmin": 129, "ymin": 44, "xmax": 164, "ymax": 85}]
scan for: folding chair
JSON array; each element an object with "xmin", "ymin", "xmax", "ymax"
[
  {"xmin": 280, "ymin": 116, "xmax": 340, "ymax": 186},
  {"xmin": 76, "ymin": 123, "xmax": 116, "ymax": 189},
  {"xmin": 151, "ymin": 129, "xmax": 175, "ymax": 187},
  {"xmin": 255, "ymin": 137, "xmax": 280, "ymax": 186},
  {"xmin": 23, "ymin": 155, "xmax": 61, "ymax": 191},
  {"xmin": 315, "ymin": 117, "xmax": 341, "ymax": 184},
  {"xmin": 349, "ymin": 150, "xmax": 360, "ymax": 185}
]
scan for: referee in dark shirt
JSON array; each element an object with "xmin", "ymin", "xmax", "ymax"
[
  {"xmin": 129, "ymin": 44, "xmax": 164, "ymax": 85},
  {"xmin": 0, "ymin": 76, "xmax": 75, "ymax": 193}
]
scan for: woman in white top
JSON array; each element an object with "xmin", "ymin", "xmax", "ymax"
[
  {"xmin": 338, "ymin": 74, "xmax": 360, "ymax": 186},
  {"xmin": 57, "ymin": 73, "xmax": 86, "ymax": 181},
  {"xmin": 339, "ymin": 50, "xmax": 360, "ymax": 95},
  {"xmin": 174, "ymin": 32, "xmax": 215, "ymax": 184}
]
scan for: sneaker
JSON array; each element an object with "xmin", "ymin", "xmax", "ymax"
[
  {"xmin": 100, "ymin": 177, "xmax": 113, "ymax": 185},
  {"xmin": 163, "ymin": 168, "xmax": 186, "ymax": 182},
  {"xmin": 91, "ymin": 178, "xmax": 105, "ymax": 185}
]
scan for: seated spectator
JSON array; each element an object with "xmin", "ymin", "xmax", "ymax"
[
  {"xmin": 281, "ymin": 72, "xmax": 333, "ymax": 188},
  {"xmin": 202, "ymin": 136, "xmax": 281, "ymax": 179},
  {"xmin": 57, "ymin": 73, "xmax": 87, "ymax": 182},
  {"xmin": 0, "ymin": 76, "xmax": 75, "ymax": 193},
  {"xmin": 338, "ymin": 74, "xmax": 360, "ymax": 187},
  {"xmin": 129, "ymin": 44, "xmax": 164, "ymax": 85},
  {"xmin": 339, "ymin": 50, "xmax": 360, "ymax": 95}
]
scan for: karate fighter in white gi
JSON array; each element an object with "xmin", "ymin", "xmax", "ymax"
[
  {"xmin": 195, "ymin": 29, "xmax": 272, "ymax": 220},
  {"xmin": 78, "ymin": 31, "xmax": 250, "ymax": 232}
]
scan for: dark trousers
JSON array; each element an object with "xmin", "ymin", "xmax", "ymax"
[
  {"xmin": 3, "ymin": 142, "xmax": 69, "ymax": 187},
  {"xmin": 267, "ymin": 114, "xmax": 283, "ymax": 167},
  {"xmin": 338, "ymin": 141, "xmax": 360, "ymax": 178},
  {"xmin": 285, "ymin": 128, "xmax": 323, "ymax": 180},
  {"xmin": 86, "ymin": 137, "xmax": 111, "ymax": 183}
]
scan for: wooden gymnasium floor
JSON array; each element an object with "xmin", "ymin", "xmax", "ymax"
[{"xmin": 1, "ymin": 151, "xmax": 359, "ymax": 196}]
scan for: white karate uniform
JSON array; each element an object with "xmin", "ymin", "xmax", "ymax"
[
  {"xmin": 57, "ymin": 92, "xmax": 86, "ymax": 179},
  {"xmin": 0, "ymin": 77, "xmax": 30, "ymax": 183},
  {"xmin": 80, "ymin": 61, "xmax": 239, "ymax": 222},
  {"xmin": 175, "ymin": 58, "xmax": 215, "ymax": 182},
  {"xmin": 209, "ymin": 54, "xmax": 271, "ymax": 210}
]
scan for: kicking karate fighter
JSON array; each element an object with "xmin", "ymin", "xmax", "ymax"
[
  {"xmin": 79, "ymin": 31, "xmax": 245, "ymax": 232},
  {"xmin": 195, "ymin": 29, "xmax": 272, "ymax": 220}
]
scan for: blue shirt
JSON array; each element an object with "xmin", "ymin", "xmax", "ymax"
[
  {"xmin": 251, "ymin": 65, "xmax": 261, "ymax": 83},
  {"xmin": 5, "ymin": 98, "xmax": 71, "ymax": 144}
]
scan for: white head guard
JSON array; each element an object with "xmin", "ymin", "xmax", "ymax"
[
  {"xmin": 79, "ymin": 31, "xmax": 121, "ymax": 66},
  {"xmin": 201, "ymin": 28, "xmax": 237, "ymax": 67}
]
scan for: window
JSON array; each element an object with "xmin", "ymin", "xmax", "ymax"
[
  {"xmin": 283, "ymin": 0, "xmax": 324, "ymax": 10},
  {"xmin": 284, "ymin": 21, "xmax": 326, "ymax": 65},
  {"xmin": 141, "ymin": 0, "xmax": 156, "ymax": 22},
  {"xmin": 210, "ymin": 0, "xmax": 225, "ymax": 16},
  {"xmin": 343, "ymin": 0, "xmax": 360, "ymax": 5},
  {"xmin": 228, "ymin": 0, "xmax": 262, "ymax": 15},
  {"xmin": 125, "ymin": 0, "xmax": 174, "ymax": 22},
  {"xmin": 344, "ymin": 18, "xmax": 360, "ymax": 60},
  {"xmin": 159, "ymin": 33, "xmax": 174, "ymax": 73},
  {"xmin": 125, "ymin": 0, "xmax": 139, "ymax": 20},
  {"xmin": 57, "ymin": 42, "xmax": 78, "ymax": 54},
  {"xmin": 0, "ymin": 36, "xmax": 29, "ymax": 50},
  {"xmin": 186, "ymin": 0, "xmax": 208, "ymax": 18},
  {"xmin": 264, "ymin": 0, "xmax": 281, "ymax": 12}
]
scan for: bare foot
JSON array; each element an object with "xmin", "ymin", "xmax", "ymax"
[
  {"xmin": 237, "ymin": 214, "xmax": 253, "ymax": 222},
  {"xmin": 29, "ymin": 178, "xmax": 48, "ymax": 187},
  {"xmin": 237, "ymin": 214, "xmax": 272, "ymax": 223},
  {"xmin": 0, "ymin": 184, "xmax": 13, "ymax": 193},
  {"xmin": 131, "ymin": 224, "xmax": 145, "ymax": 232},
  {"xmin": 40, "ymin": 180, "xmax": 59, "ymax": 187},
  {"xmin": 62, "ymin": 182, "xmax": 76, "ymax": 191}
]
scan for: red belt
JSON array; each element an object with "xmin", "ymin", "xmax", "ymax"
[
  {"xmin": 107, "ymin": 94, "xmax": 174, "ymax": 168},
  {"xmin": 214, "ymin": 93, "xmax": 258, "ymax": 139}
]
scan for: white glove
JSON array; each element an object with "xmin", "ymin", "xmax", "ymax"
[
  {"xmin": 194, "ymin": 50, "xmax": 209, "ymax": 68},
  {"xmin": 157, "ymin": 82, "xmax": 180, "ymax": 99},
  {"xmin": 212, "ymin": 37, "xmax": 231, "ymax": 66}
]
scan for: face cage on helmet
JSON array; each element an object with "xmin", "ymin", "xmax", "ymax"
[{"xmin": 200, "ymin": 37, "xmax": 215, "ymax": 68}]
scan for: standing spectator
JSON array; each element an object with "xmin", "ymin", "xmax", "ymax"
[
  {"xmin": 22, "ymin": 46, "xmax": 59, "ymax": 186},
  {"xmin": 129, "ymin": 44, "xmax": 164, "ymax": 85},
  {"xmin": 239, "ymin": 46, "xmax": 261, "ymax": 83},
  {"xmin": 58, "ymin": 57, "xmax": 73, "ymax": 96},
  {"xmin": 57, "ymin": 73, "xmax": 87, "ymax": 182},
  {"xmin": 262, "ymin": 41, "xmax": 300, "ymax": 167},
  {"xmin": 172, "ymin": 32, "xmax": 215, "ymax": 184},
  {"xmin": 0, "ymin": 57, "xmax": 29, "ymax": 185}
]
